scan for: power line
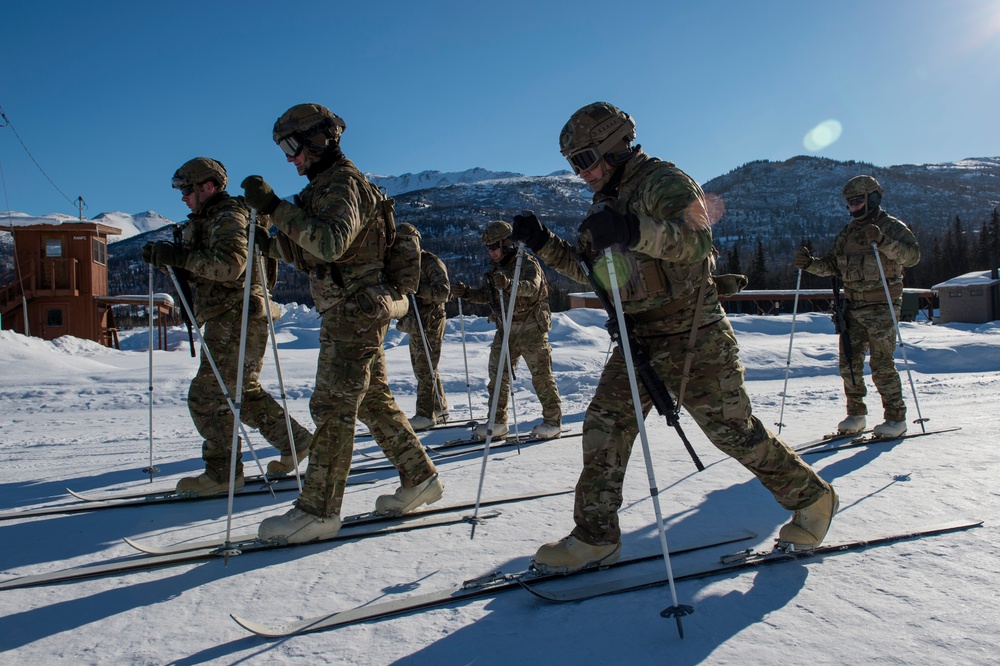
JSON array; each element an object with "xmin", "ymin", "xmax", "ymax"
[{"xmin": 0, "ymin": 105, "xmax": 79, "ymax": 211}]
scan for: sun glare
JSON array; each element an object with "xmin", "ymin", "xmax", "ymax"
[{"xmin": 803, "ymin": 119, "xmax": 843, "ymax": 152}]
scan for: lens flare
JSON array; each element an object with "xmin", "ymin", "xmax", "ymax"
[{"xmin": 803, "ymin": 119, "xmax": 843, "ymax": 151}]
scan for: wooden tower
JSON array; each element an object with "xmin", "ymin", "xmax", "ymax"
[{"xmin": 1, "ymin": 221, "xmax": 121, "ymax": 344}]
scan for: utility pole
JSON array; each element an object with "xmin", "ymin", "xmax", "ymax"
[{"xmin": 75, "ymin": 196, "xmax": 87, "ymax": 220}]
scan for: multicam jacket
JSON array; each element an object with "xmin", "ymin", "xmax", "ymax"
[
  {"xmin": 268, "ymin": 155, "xmax": 390, "ymax": 314},
  {"xmin": 414, "ymin": 249, "xmax": 450, "ymax": 323},
  {"xmin": 175, "ymin": 192, "xmax": 266, "ymax": 324},
  {"xmin": 537, "ymin": 149, "xmax": 724, "ymax": 336},
  {"xmin": 463, "ymin": 250, "xmax": 551, "ymax": 331},
  {"xmin": 804, "ymin": 209, "xmax": 920, "ymax": 304}
]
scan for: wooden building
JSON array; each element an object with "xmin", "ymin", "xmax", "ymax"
[
  {"xmin": 932, "ymin": 270, "xmax": 1000, "ymax": 324},
  {"xmin": 1, "ymin": 221, "xmax": 121, "ymax": 344}
]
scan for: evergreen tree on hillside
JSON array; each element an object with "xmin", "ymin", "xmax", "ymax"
[
  {"xmin": 748, "ymin": 238, "xmax": 768, "ymax": 289},
  {"xmin": 951, "ymin": 215, "xmax": 970, "ymax": 275},
  {"xmin": 725, "ymin": 244, "xmax": 742, "ymax": 275},
  {"xmin": 989, "ymin": 208, "xmax": 1000, "ymax": 270}
]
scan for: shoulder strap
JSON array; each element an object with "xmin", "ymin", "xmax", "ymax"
[{"xmin": 676, "ymin": 258, "xmax": 712, "ymax": 407}]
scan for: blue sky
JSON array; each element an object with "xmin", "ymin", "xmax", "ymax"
[{"xmin": 1, "ymin": 0, "xmax": 998, "ymax": 223}]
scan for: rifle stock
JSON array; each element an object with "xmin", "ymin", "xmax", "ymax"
[{"xmin": 831, "ymin": 276, "xmax": 855, "ymax": 385}]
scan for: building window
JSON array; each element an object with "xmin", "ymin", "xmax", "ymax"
[
  {"xmin": 45, "ymin": 239, "xmax": 63, "ymax": 257},
  {"xmin": 93, "ymin": 238, "xmax": 107, "ymax": 265},
  {"xmin": 47, "ymin": 309, "xmax": 64, "ymax": 326}
]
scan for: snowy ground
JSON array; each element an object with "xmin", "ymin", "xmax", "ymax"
[{"xmin": 1, "ymin": 306, "xmax": 998, "ymax": 665}]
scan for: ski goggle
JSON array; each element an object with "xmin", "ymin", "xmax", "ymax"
[
  {"xmin": 846, "ymin": 195, "xmax": 866, "ymax": 207},
  {"xmin": 565, "ymin": 146, "xmax": 603, "ymax": 174},
  {"xmin": 277, "ymin": 134, "xmax": 305, "ymax": 159},
  {"xmin": 486, "ymin": 242, "xmax": 502, "ymax": 251},
  {"xmin": 171, "ymin": 177, "xmax": 196, "ymax": 196}
]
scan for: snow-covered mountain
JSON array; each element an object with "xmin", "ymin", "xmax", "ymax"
[
  {"xmin": 366, "ymin": 167, "xmax": 525, "ymax": 197},
  {"xmin": 1, "ymin": 210, "xmax": 174, "ymax": 241}
]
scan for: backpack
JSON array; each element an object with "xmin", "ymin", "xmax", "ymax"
[{"xmin": 379, "ymin": 196, "xmax": 421, "ymax": 296}]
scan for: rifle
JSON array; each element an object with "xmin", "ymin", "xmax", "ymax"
[
  {"xmin": 575, "ymin": 253, "xmax": 704, "ymax": 471},
  {"xmin": 172, "ymin": 225, "xmax": 197, "ymax": 357},
  {"xmin": 831, "ymin": 276, "xmax": 855, "ymax": 385}
]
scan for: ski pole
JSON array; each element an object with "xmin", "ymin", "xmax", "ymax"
[
  {"xmin": 457, "ymin": 297, "xmax": 476, "ymax": 422},
  {"xmin": 166, "ymin": 268, "xmax": 274, "ymax": 497},
  {"xmin": 468, "ymin": 242, "xmax": 524, "ymax": 537},
  {"xmin": 255, "ymin": 236, "xmax": 303, "ymax": 493},
  {"xmin": 143, "ymin": 265, "xmax": 159, "ymax": 481},
  {"xmin": 410, "ymin": 293, "xmax": 447, "ymax": 423},
  {"xmin": 496, "ymin": 288, "xmax": 521, "ymax": 452},
  {"xmin": 217, "ymin": 214, "xmax": 261, "ymax": 561},
  {"xmin": 603, "ymin": 247, "xmax": 691, "ymax": 637},
  {"xmin": 872, "ymin": 242, "xmax": 926, "ymax": 432},
  {"xmin": 775, "ymin": 268, "xmax": 803, "ymax": 434}
]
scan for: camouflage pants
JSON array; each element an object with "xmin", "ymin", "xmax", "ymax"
[
  {"xmin": 842, "ymin": 302, "xmax": 906, "ymax": 421},
  {"xmin": 487, "ymin": 323, "xmax": 562, "ymax": 426},
  {"xmin": 298, "ymin": 302, "xmax": 437, "ymax": 518},
  {"xmin": 189, "ymin": 309, "xmax": 312, "ymax": 483},
  {"xmin": 572, "ymin": 318, "xmax": 828, "ymax": 545},
  {"xmin": 409, "ymin": 312, "xmax": 448, "ymax": 417}
]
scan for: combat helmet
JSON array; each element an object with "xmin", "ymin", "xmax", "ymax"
[
  {"xmin": 396, "ymin": 222, "xmax": 422, "ymax": 241},
  {"xmin": 842, "ymin": 175, "xmax": 883, "ymax": 217},
  {"xmin": 272, "ymin": 103, "xmax": 347, "ymax": 158},
  {"xmin": 481, "ymin": 220, "xmax": 512, "ymax": 246},
  {"xmin": 172, "ymin": 157, "xmax": 227, "ymax": 192},
  {"xmin": 559, "ymin": 102, "xmax": 636, "ymax": 173}
]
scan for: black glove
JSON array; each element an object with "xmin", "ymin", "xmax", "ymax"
[
  {"xmin": 147, "ymin": 241, "xmax": 185, "ymax": 268},
  {"xmin": 793, "ymin": 246, "xmax": 813, "ymax": 270},
  {"xmin": 451, "ymin": 281, "xmax": 468, "ymax": 299},
  {"xmin": 579, "ymin": 206, "xmax": 640, "ymax": 253},
  {"xmin": 141, "ymin": 242, "xmax": 155, "ymax": 264},
  {"xmin": 491, "ymin": 272, "xmax": 511, "ymax": 290},
  {"xmin": 254, "ymin": 229, "xmax": 273, "ymax": 256},
  {"xmin": 859, "ymin": 224, "xmax": 884, "ymax": 246},
  {"xmin": 511, "ymin": 210, "xmax": 550, "ymax": 253},
  {"xmin": 241, "ymin": 176, "xmax": 281, "ymax": 215}
]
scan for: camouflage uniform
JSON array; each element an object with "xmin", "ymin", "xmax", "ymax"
[
  {"xmin": 462, "ymin": 249, "xmax": 562, "ymax": 428},
  {"xmin": 534, "ymin": 150, "xmax": 828, "ymax": 545},
  {"xmin": 398, "ymin": 249, "xmax": 450, "ymax": 418},
  {"xmin": 803, "ymin": 210, "xmax": 920, "ymax": 421},
  {"xmin": 177, "ymin": 193, "xmax": 312, "ymax": 483},
  {"xmin": 268, "ymin": 153, "xmax": 437, "ymax": 518}
]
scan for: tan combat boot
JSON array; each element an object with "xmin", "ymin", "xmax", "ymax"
[
  {"xmin": 837, "ymin": 415, "xmax": 866, "ymax": 435},
  {"xmin": 777, "ymin": 485, "xmax": 839, "ymax": 551},
  {"xmin": 267, "ymin": 440, "xmax": 311, "ymax": 477},
  {"xmin": 531, "ymin": 422, "xmax": 561, "ymax": 440},
  {"xmin": 375, "ymin": 473, "xmax": 444, "ymax": 516},
  {"xmin": 873, "ymin": 420, "xmax": 907, "ymax": 438},
  {"xmin": 175, "ymin": 473, "xmax": 244, "ymax": 497},
  {"xmin": 258, "ymin": 506, "xmax": 342, "ymax": 543},
  {"xmin": 473, "ymin": 421, "xmax": 508, "ymax": 440},
  {"xmin": 533, "ymin": 535, "xmax": 621, "ymax": 574}
]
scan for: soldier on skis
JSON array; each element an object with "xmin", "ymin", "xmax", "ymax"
[
  {"xmin": 395, "ymin": 224, "xmax": 452, "ymax": 431},
  {"xmin": 451, "ymin": 221, "xmax": 562, "ymax": 441},
  {"xmin": 794, "ymin": 176, "xmax": 920, "ymax": 438},
  {"xmin": 511, "ymin": 102, "xmax": 837, "ymax": 573},
  {"xmin": 142, "ymin": 157, "xmax": 313, "ymax": 497},
  {"xmin": 241, "ymin": 103, "xmax": 442, "ymax": 543}
]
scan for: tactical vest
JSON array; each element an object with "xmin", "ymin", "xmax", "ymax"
[
  {"xmin": 180, "ymin": 194, "xmax": 267, "ymax": 323},
  {"xmin": 839, "ymin": 212, "xmax": 904, "ymax": 303},
  {"xmin": 604, "ymin": 156, "xmax": 714, "ymax": 306}
]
